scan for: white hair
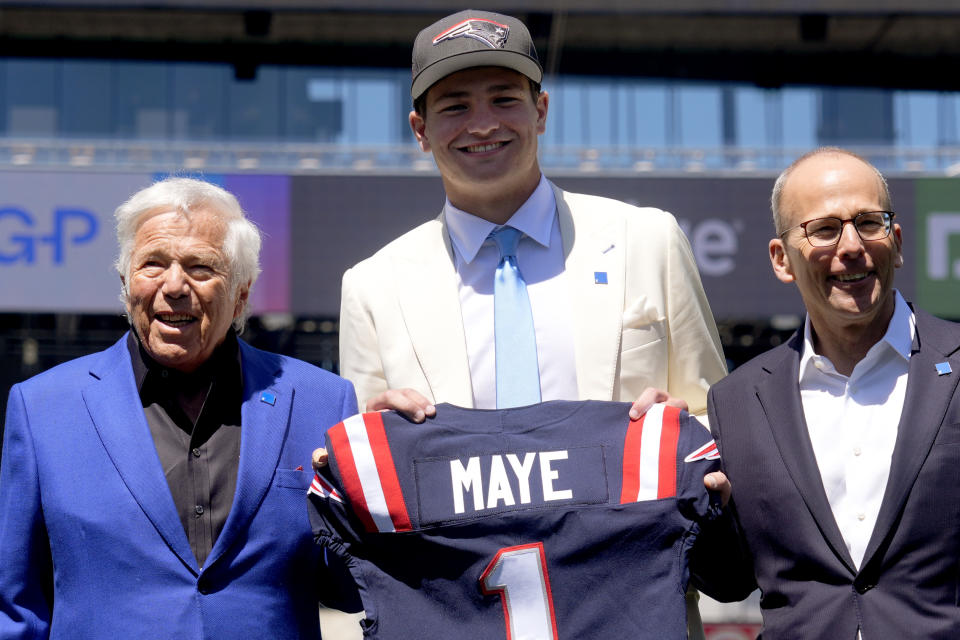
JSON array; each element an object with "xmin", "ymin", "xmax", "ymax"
[{"xmin": 114, "ymin": 177, "xmax": 262, "ymax": 331}]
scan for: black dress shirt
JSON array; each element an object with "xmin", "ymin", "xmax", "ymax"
[{"xmin": 128, "ymin": 331, "xmax": 243, "ymax": 568}]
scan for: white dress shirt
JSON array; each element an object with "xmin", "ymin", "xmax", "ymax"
[
  {"xmin": 444, "ymin": 175, "xmax": 578, "ymax": 409},
  {"xmin": 799, "ymin": 291, "xmax": 914, "ymax": 569}
]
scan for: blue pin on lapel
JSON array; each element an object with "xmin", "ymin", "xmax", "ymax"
[
  {"xmin": 594, "ymin": 272, "xmax": 608, "ymax": 285},
  {"xmin": 935, "ymin": 362, "xmax": 952, "ymax": 376},
  {"xmin": 260, "ymin": 391, "xmax": 277, "ymax": 405}
]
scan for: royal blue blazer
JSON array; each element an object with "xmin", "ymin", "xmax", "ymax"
[{"xmin": 0, "ymin": 334, "xmax": 359, "ymax": 639}]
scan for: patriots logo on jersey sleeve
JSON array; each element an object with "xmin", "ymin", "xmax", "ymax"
[
  {"xmin": 308, "ymin": 472, "xmax": 343, "ymax": 504},
  {"xmin": 433, "ymin": 18, "xmax": 509, "ymax": 49},
  {"xmin": 683, "ymin": 440, "xmax": 720, "ymax": 463},
  {"xmin": 327, "ymin": 412, "xmax": 413, "ymax": 534}
]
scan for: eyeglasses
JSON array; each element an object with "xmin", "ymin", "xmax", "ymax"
[{"xmin": 779, "ymin": 211, "xmax": 895, "ymax": 247}]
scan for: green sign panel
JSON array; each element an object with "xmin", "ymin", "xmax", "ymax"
[{"xmin": 915, "ymin": 178, "xmax": 960, "ymax": 318}]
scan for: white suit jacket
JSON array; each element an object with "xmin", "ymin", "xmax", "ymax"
[{"xmin": 339, "ymin": 182, "xmax": 726, "ymax": 415}]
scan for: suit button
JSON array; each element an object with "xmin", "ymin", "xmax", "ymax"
[
  {"xmin": 197, "ymin": 579, "xmax": 209, "ymax": 595},
  {"xmin": 195, "ymin": 505, "xmax": 204, "ymax": 515},
  {"xmin": 856, "ymin": 583, "xmax": 874, "ymax": 594}
]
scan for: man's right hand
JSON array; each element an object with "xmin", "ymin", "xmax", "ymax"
[{"xmin": 365, "ymin": 388, "xmax": 436, "ymax": 423}]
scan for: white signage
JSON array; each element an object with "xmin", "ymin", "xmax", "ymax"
[{"xmin": 0, "ymin": 172, "xmax": 152, "ymax": 312}]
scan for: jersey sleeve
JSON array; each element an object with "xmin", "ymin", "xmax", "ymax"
[
  {"xmin": 305, "ymin": 416, "xmax": 378, "ymax": 612},
  {"xmin": 306, "ymin": 457, "xmax": 367, "ymax": 613},
  {"xmin": 308, "ymin": 465, "xmax": 362, "ymax": 547},
  {"xmin": 679, "ymin": 408, "xmax": 757, "ymax": 602},
  {"xmin": 307, "ymin": 415, "xmax": 372, "ymax": 591},
  {"xmin": 308, "ymin": 411, "xmax": 416, "ymax": 552},
  {"xmin": 674, "ymin": 411, "xmax": 723, "ymax": 523},
  {"xmin": 618, "ymin": 403, "xmax": 721, "ymax": 522},
  {"xmin": 307, "ymin": 411, "xmax": 424, "ymax": 629}
]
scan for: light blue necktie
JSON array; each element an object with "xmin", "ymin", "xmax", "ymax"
[{"xmin": 490, "ymin": 226, "xmax": 541, "ymax": 408}]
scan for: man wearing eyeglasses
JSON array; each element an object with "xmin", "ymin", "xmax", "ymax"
[{"xmin": 707, "ymin": 147, "xmax": 960, "ymax": 638}]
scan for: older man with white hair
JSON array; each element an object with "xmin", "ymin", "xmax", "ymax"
[{"xmin": 0, "ymin": 177, "xmax": 360, "ymax": 639}]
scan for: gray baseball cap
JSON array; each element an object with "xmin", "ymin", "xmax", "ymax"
[{"xmin": 411, "ymin": 10, "xmax": 543, "ymax": 101}]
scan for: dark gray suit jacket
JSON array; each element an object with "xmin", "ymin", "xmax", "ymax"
[{"xmin": 709, "ymin": 306, "xmax": 960, "ymax": 640}]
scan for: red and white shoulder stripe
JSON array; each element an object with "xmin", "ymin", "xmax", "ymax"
[
  {"xmin": 620, "ymin": 404, "xmax": 720, "ymax": 504},
  {"xmin": 621, "ymin": 403, "xmax": 680, "ymax": 503},
  {"xmin": 326, "ymin": 412, "xmax": 412, "ymax": 533},
  {"xmin": 619, "ymin": 403, "xmax": 718, "ymax": 503}
]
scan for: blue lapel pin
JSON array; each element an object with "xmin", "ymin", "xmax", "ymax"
[
  {"xmin": 594, "ymin": 271, "xmax": 608, "ymax": 285},
  {"xmin": 260, "ymin": 391, "xmax": 277, "ymax": 405},
  {"xmin": 935, "ymin": 362, "xmax": 952, "ymax": 376}
]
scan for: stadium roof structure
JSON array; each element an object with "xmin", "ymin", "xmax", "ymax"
[{"xmin": 2, "ymin": 1, "xmax": 960, "ymax": 89}]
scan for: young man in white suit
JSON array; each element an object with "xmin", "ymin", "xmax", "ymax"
[
  {"xmin": 330, "ymin": 11, "xmax": 744, "ymax": 638},
  {"xmin": 339, "ymin": 9, "xmax": 726, "ymax": 424}
]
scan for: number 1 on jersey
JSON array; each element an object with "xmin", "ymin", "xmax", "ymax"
[{"xmin": 479, "ymin": 542, "xmax": 559, "ymax": 640}]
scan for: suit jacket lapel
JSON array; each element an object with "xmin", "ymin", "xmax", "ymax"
[
  {"xmin": 205, "ymin": 342, "xmax": 291, "ymax": 568},
  {"xmin": 755, "ymin": 336, "xmax": 857, "ymax": 574},
  {"xmin": 555, "ymin": 186, "xmax": 626, "ymax": 401},
  {"xmin": 861, "ymin": 309, "xmax": 960, "ymax": 568},
  {"xmin": 83, "ymin": 335, "xmax": 198, "ymax": 574},
  {"xmin": 395, "ymin": 216, "xmax": 474, "ymax": 407}
]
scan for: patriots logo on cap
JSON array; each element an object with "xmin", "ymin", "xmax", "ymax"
[{"xmin": 433, "ymin": 18, "xmax": 509, "ymax": 49}]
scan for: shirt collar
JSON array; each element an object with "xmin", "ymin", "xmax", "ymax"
[
  {"xmin": 444, "ymin": 174, "xmax": 556, "ymax": 264},
  {"xmin": 127, "ymin": 328, "xmax": 242, "ymax": 395},
  {"xmin": 799, "ymin": 290, "xmax": 914, "ymax": 381}
]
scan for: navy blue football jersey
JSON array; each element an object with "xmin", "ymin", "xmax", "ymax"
[{"xmin": 308, "ymin": 400, "xmax": 722, "ymax": 639}]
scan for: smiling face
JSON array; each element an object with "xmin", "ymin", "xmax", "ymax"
[
  {"xmin": 769, "ymin": 153, "xmax": 902, "ymax": 337},
  {"xmin": 410, "ymin": 66, "xmax": 548, "ymax": 222},
  {"xmin": 125, "ymin": 208, "xmax": 248, "ymax": 372}
]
